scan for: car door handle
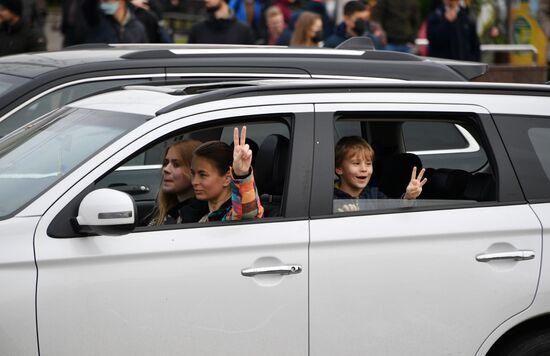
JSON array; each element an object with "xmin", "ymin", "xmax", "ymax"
[
  {"xmin": 241, "ymin": 264, "xmax": 303, "ymax": 277},
  {"xmin": 476, "ymin": 250, "xmax": 535, "ymax": 262}
]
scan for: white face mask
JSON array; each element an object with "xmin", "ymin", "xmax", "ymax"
[{"xmin": 100, "ymin": 1, "xmax": 119, "ymax": 15}]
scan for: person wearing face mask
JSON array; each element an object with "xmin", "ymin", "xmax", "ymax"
[
  {"xmin": 290, "ymin": 11, "xmax": 323, "ymax": 47},
  {"xmin": 188, "ymin": 0, "xmax": 254, "ymax": 44},
  {"xmin": 324, "ymin": 0, "xmax": 385, "ymax": 49},
  {"xmin": 80, "ymin": 0, "xmax": 148, "ymax": 44}
]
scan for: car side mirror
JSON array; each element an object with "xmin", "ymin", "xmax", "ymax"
[{"xmin": 75, "ymin": 188, "xmax": 137, "ymax": 236}]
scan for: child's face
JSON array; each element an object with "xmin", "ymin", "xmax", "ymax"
[{"xmin": 336, "ymin": 151, "xmax": 373, "ymax": 194}]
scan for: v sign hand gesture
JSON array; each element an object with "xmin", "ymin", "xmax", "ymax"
[
  {"xmin": 232, "ymin": 126, "xmax": 253, "ymax": 176},
  {"xmin": 404, "ymin": 166, "xmax": 427, "ymax": 200}
]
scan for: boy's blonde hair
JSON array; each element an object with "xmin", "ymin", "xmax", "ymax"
[{"xmin": 335, "ymin": 136, "xmax": 375, "ymax": 169}]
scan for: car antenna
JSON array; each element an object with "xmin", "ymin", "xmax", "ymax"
[{"xmin": 336, "ymin": 37, "xmax": 375, "ymax": 51}]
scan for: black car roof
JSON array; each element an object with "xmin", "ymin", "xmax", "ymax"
[{"xmin": 0, "ymin": 44, "xmax": 486, "ymax": 81}]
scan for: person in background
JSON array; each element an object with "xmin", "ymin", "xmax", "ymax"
[
  {"xmin": 0, "ymin": 0, "xmax": 46, "ymax": 56},
  {"xmin": 81, "ymin": 0, "xmax": 148, "ymax": 43},
  {"xmin": 188, "ymin": 0, "xmax": 254, "ymax": 44},
  {"xmin": 304, "ymin": 0, "xmax": 334, "ymax": 40},
  {"xmin": 149, "ymin": 140, "xmax": 209, "ymax": 225},
  {"xmin": 324, "ymin": 0, "xmax": 385, "ymax": 49},
  {"xmin": 276, "ymin": 10, "xmax": 300, "ymax": 45},
  {"xmin": 372, "ymin": 0, "xmax": 419, "ymax": 53},
  {"xmin": 131, "ymin": 0, "xmax": 172, "ymax": 43},
  {"xmin": 228, "ymin": 0, "xmax": 265, "ymax": 41},
  {"xmin": 290, "ymin": 11, "xmax": 323, "ymax": 47},
  {"xmin": 427, "ymin": 0, "xmax": 480, "ymax": 61},
  {"xmin": 264, "ymin": 5, "xmax": 286, "ymax": 45},
  {"xmin": 22, "ymin": 0, "xmax": 46, "ymax": 32},
  {"xmin": 275, "ymin": 0, "xmax": 294, "ymax": 23}
]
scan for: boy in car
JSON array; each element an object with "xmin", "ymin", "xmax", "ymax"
[{"xmin": 334, "ymin": 136, "xmax": 426, "ymax": 201}]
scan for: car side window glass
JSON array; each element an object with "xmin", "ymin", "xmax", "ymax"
[
  {"xmin": 332, "ymin": 116, "xmax": 497, "ymax": 214},
  {"xmin": 494, "ymin": 114, "xmax": 550, "ymax": 202},
  {"xmin": 96, "ymin": 117, "xmax": 292, "ymax": 227},
  {"xmin": 0, "ymin": 79, "xmax": 149, "ymax": 138}
]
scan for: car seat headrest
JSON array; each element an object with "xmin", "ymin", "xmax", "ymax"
[
  {"xmin": 379, "ymin": 153, "xmax": 422, "ymax": 198},
  {"xmin": 254, "ymin": 134, "xmax": 289, "ymax": 196}
]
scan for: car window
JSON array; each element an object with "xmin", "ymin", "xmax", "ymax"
[
  {"xmin": 494, "ymin": 114, "xmax": 550, "ymax": 202},
  {"xmin": 0, "ymin": 107, "xmax": 150, "ymax": 219},
  {"xmin": 96, "ymin": 117, "xmax": 292, "ymax": 226},
  {"xmin": 0, "ymin": 78, "xmax": 150, "ymax": 138},
  {"xmin": 332, "ymin": 116, "xmax": 496, "ymax": 214}
]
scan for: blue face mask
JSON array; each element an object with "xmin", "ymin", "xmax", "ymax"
[{"xmin": 100, "ymin": 1, "xmax": 119, "ymax": 15}]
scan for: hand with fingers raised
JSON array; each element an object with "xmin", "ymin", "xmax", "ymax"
[
  {"xmin": 232, "ymin": 126, "xmax": 253, "ymax": 177},
  {"xmin": 404, "ymin": 166, "xmax": 428, "ymax": 200}
]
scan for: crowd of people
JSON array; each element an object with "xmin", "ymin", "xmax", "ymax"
[{"xmin": 0, "ymin": 0, "xmax": 486, "ymax": 61}]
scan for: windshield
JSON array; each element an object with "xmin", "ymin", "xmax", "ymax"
[
  {"xmin": 0, "ymin": 107, "xmax": 150, "ymax": 219},
  {"xmin": 0, "ymin": 73, "xmax": 28, "ymax": 96}
]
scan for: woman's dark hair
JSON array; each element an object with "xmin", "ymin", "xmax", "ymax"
[{"xmin": 193, "ymin": 141, "xmax": 233, "ymax": 175}]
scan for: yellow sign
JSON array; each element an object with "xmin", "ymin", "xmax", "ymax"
[{"xmin": 511, "ymin": 0, "xmax": 548, "ymax": 65}]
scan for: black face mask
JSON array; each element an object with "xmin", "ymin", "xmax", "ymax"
[
  {"xmin": 352, "ymin": 19, "xmax": 366, "ymax": 35},
  {"xmin": 312, "ymin": 30, "xmax": 324, "ymax": 43}
]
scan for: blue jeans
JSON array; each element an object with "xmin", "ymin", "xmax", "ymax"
[{"xmin": 384, "ymin": 43, "xmax": 412, "ymax": 53}]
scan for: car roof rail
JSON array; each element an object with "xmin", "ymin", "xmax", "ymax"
[
  {"xmin": 124, "ymin": 80, "xmax": 265, "ymax": 95},
  {"xmin": 63, "ymin": 43, "xmax": 112, "ymax": 50},
  {"xmin": 336, "ymin": 37, "xmax": 375, "ymax": 51}
]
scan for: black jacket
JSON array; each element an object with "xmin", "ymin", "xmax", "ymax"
[
  {"xmin": 0, "ymin": 19, "xmax": 46, "ymax": 56},
  {"xmin": 188, "ymin": 14, "xmax": 254, "ymax": 45},
  {"xmin": 80, "ymin": 0, "xmax": 148, "ymax": 44},
  {"xmin": 427, "ymin": 6, "xmax": 481, "ymax": 61}
]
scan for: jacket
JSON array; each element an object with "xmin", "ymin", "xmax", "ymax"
[
  {"xmin": 324, "ymin": 22, "xmax": 384, "ymax": 49},
  {"xmin": 427, "ymin": 5, "xmax": 481, "ymax": 61},
  {"xmin": 200, "ymin": 171, "xmax": 264, "ymax": 222},
  {"xmin": 188, "ymin": 13, "xmax": 254, "ymax": 45},
  {"xmin": 372, "ymin": 0, "xmax": 419, "ymax": 44},
  {"xmin": 0, "ymin": 19, "xmax": 46, "ymax": 56},
  {"xmin": 333, "ymin": 182, "xmax": 388, "ymax": 200},
  {"xmin": 84, "ymin": 6, "xmax": 148, "ymax": 43}
]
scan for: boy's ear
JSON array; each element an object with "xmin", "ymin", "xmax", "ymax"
[{"xmin": 335, "ymin": 167, "xmax": 343, "ymax": 176}]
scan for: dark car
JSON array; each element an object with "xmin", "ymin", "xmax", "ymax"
[{"xmin": 0, "ymin": 43, "xmax": 487, "ymax": 137}]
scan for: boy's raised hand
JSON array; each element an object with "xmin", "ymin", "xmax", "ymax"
[
  {"xmin": 232, "ymin": 126, "xmax": 252, "ymax": 176},
  {"xmin": 404, "ymin": 166, "xmax": 427, "ymax": 200}
]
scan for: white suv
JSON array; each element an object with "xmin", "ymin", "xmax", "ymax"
[{"xmin": 1, "ymin": 80, "xmax": 549, "ymax": 356}]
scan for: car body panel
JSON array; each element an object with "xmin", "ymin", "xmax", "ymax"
[
  {"xmin": 309, "ymin": 205, "xmax": 541, "ymax": 355},
  {"xmin": 0, "ymin": 217, "xmax": 40, "ymax": 356}
]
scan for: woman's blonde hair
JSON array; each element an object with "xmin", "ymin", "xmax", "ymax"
[
  {"xmin": 151, "ymin": 139, "xmax": 202, "ymax": 225},
  {"xmin": 290, "ymin": 11, "xmax": 321, "ymax": 47}
]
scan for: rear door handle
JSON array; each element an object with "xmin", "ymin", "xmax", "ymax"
[
  {"xmin": 476, "ymin": 250, "xmax": 535, "ymax": 262},
  {"xmin": 241, "ymin": 264, "xmax": 303, "ymax": 277}
]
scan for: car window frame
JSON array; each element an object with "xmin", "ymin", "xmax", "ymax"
[
  {"xmin": 310, "ymin": 103, "xmax": 525, "ymax": 219},
  {"xmin": 45, "ymin": 103, "xmax": 315, "ymax": 238}
]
